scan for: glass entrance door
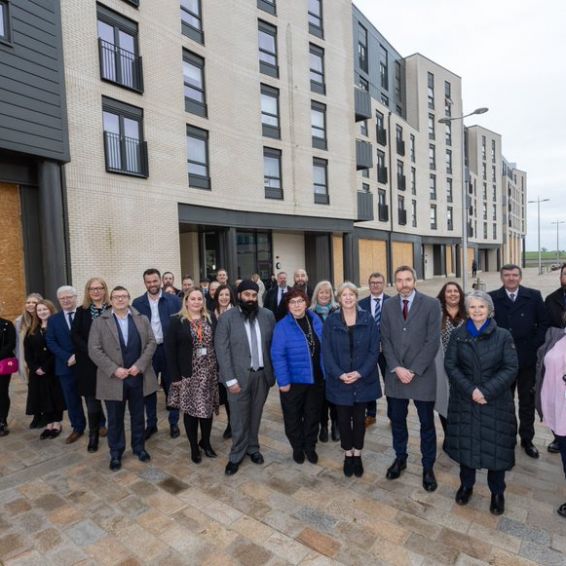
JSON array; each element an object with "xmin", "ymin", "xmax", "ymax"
[{"xmin": 236, "ymin": 230, "xmax": 272, "ymax": 284}]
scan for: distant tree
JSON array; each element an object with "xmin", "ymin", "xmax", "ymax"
[{"xmin": 541, "ymin": 247, "xmax": 548, "ymax": 253}]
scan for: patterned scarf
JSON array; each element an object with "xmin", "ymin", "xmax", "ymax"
[
  {"xmin": 314, "ymin": 304, "xmax": 332, "ymax": 321},
  {"xmin": 89, "ymin": 303, "xmax": 109, "ymax": 320}
]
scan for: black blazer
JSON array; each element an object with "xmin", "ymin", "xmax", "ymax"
[
  {"xmin": 165, "ymin": 315, "xmax": 196, "ymax": 382},
  {"xmin": 0, "ymin": 318, "xmax": 16, "ymax": 360},
  {"xmin": 264, "ymin": 285, "xmax": 291, "ymax": 316},
  {"xmin": 24, "ymin": 329, "xmax": 55, "ymax": 376},
  {"xmin": 71, "ymin": 306, "xmax": 101, "ymax": 397},
  {"xmin": 545, "ymin": 288, "xmax": 566, "ymax": 329}
]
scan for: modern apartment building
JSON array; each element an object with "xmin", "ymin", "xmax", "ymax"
[
  {"xmin": 501, "ymin": 158, "xmax": 526, "ymax": 265},
  {"xmin": 0, "ymin": 0, "xmax": 69, "ymax": 319}
]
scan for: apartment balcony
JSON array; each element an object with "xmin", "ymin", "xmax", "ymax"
[
  {"xmin": 376, "ymin": 127, "xmax": 387, "ymax": 146},
  {"xmin": 104, "ymin": 132, "xmax": 149, "ymax": 177},
  {"xmin": 357, "ymin": 190, "xmax": 374, "ymax": 221},
  {"xmin": 396, "ymin": 139, "xmax": 405, "ymax": 156},
  {"xmin": 354, "ymin": 87, "xmax": 371, "ymax": 122},
  {"xmin": 378, "ymin": 204, "xmax": 389, "ymax": 222},
  {"xmin": 99, "ymin": 39, "xmax": 144, "ymax": 93},
  {"xmin": 377, "ymin": 166, "xmax": 388, "ymax": 184},
  {"xmin": 397, "ymin": 174, "xmax": 406, "ymax": 191},
  {"xmin": 356, "ymin": 140, "xmax": 373, "ymax": 170},
  {"xmin": 398, "ymin": 209, "xmax": 407, "ymax": 225}
]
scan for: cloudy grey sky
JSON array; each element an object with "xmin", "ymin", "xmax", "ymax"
[{"xmin": 354, "ymin": 0, "xmax": 566, "ymax": 252}]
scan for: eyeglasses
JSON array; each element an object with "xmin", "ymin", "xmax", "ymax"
[
  {"xmin": 59, "ymin": 296, "xmax": 75, "ymax": 301},
  {"xmin": 288, "ymin": 299, "xmax": 306, "ymax": 306},
  {"xmin": 369, "ymin": 281, "xmax": 384, "ymax": 286},
  {"xmin": 89, "ymin": 287, "xmax": 105, "ymax": 292},
  {"xmin": 112, "ymin": 295, "xmax": 129, "ymax": 301}
]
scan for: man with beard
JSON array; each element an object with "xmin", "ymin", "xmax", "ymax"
[
  {"xmin": 133, "ymin": 269, "xmax": 181, "ymax": 440},
  {"xmin": 162, "ymin": 272, "xmax": 181, "ymax": 295},
  {"xmin": 214, "ymin": 280, "xmax": 276, "ymax": 475},
  {"xmin": 292, "ymin": 269, "xmax": 313, "ymax": 300}
]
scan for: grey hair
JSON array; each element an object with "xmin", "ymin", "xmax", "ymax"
[
  {"xmin": 336, "ymin": 281, "xmax": 359, "ymax": 300},
  {"xmin": 57, "ymin": 285, "xmax": 77, "ymax": 297},
  {"xmin": 464, "ymin": 290, "xmax": 494, "ymax": 317}
]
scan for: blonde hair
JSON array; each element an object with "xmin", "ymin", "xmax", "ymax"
[
  {"xmin": 178, "ymin": 288, "xmax": 211, "ymax": 323},
  {"xmin": 28, "ymin": 299, "xmax": 58, "ymax": 335},
  {"xmin": 81, "ymin": 278, "xmax": 110, "ymax": 309},
  {"xmin": 310, "ymin": 280, "xmax": 337, "ymax": 310},
  {"xmin": 336, "ymin": 281, "xmax": 359, "ymax": 302},
  {"xmin": 19, "ymin": 293, "xmax": 43, "ymax": 334}
]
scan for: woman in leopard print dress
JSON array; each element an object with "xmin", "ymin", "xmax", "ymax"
[{"xmin": 166, "ymin": 288, "xmax": 219, "ymax": 463}]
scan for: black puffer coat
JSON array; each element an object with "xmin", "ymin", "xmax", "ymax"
[{"xmin": 444, "ymin": 319, "xmax": 518, "ymax": 471}]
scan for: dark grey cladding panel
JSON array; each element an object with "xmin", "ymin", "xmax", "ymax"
[{"xmin": 0, "ymin": 0, "xmax": 69, "ymax": 162}]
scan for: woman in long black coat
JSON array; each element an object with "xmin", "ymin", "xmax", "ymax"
[
  {"xmin": 444, "ymin": 290, "xmax": 518, "ymax": 516},
  {"xmin": 0, "ymin": 316, "xmax": 17, "ymax": 436}
]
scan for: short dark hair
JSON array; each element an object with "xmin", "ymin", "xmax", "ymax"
[
  {"xmin": 560, "ymin": 263, "xmax": 566, "ymax": 276},
  {"xmin": 110, "ymin": 285, "xmax": 130, "ymax": 299},
  {"xmin": 500, "ymin": 264, "xmax": 522, "ymax": 276},
  {"xmin": 182, "ymin": 274, "xmax": 193, "ymax": 281},
  {"xmin": 214, "ymin": 284, "xmax": 236, "ymax": 307},
  {"xmin": 143, "ymin": 268, "xmax": 161, "ymax": 279},
  {"xmin": 368, "ymin": 272, "xmax": 385, "ymax": 283},
  {"xmin": 284, "ymin": 288, "xmax": 309, "ymax": 310},
  {"xmin": 162, "ymin": 271, "xmax": 174, "ymax": 278}
]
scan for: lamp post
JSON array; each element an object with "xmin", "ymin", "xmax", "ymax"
[
  {"xmin": 552, "ymin": 220, "xmax": 565, "ymax": 264},
  {"xmin": 527, "ymin": 197, "xmax": 550, "ymax": 275},
  {"xmin": 439, "ymin": 107, "xmax": 489, "ymax": 292}
]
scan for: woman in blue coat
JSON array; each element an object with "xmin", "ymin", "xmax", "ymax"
[
  {"xmin": 271, "ymin": 289, "xmax": 324, "ymax": 465},
  {"xmin": 322, "ymin": 282, "xmax": 380, "ymax": 478}
]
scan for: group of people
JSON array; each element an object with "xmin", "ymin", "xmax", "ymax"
[{"xmin": 1, "ymin": 263, "xmax": 566, "ymax": 518}]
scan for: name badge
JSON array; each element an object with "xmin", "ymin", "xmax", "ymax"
[{"xmin": 196, "ymin": 347, "xmax": 208, "ymax": 357}]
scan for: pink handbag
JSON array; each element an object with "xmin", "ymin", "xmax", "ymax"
[{"xmin": 0, "ymin": 357, "xmax": 19, "ymax": 375}]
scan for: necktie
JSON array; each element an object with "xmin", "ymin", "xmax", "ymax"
[
  {"xmin": 67, "ymin": 311, "xmax": 74, "ymax": 329},
  {"xmin": 509, "ymin": 293, "xmax": 516, "ymax": 303},
  {"xmin": 373, "ymin": 297, "xmax": 381, "ymax": 327},
  {"xmin": 402, "ymin": 299, "xmax": 409, "ymax": 320},
  {"xmin": 250, "ymin": 320, "xmax": 260, "ymax": 370}
]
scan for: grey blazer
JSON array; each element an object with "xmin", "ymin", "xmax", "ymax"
[
  {"xmin": 381, "ymin": 291, "xmax": 442, "ymax": 401},
  {"xmin": 214, "ymin": 307, "xmax": 275, "ymax": 387},
  {"xmin": 88, "ymin": 307, "xmax": 158, "ymax": 402}
]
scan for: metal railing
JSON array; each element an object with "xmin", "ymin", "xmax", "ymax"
[
  {"xmin": 99, "ymin": 39, "xmax": 144, "ymax": 92},
  {"xmin": 104, "ymin": 132, "xmax": 148, "ymax": 176}
]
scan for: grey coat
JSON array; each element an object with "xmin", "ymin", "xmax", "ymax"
[
  {"xmin": 88, "ymin": 307, "xmax": 158, "ymax": 402},
  {"xmin": 214, "ymin": 307, "xmax": 275, "ymax": 387},
  {"xmin": 381, "ymin": 291, "xmax": 442, "ymax": 401}
]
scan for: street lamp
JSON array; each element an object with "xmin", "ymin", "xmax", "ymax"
[
  {"xmin": 439, "ymin": 107, "xmax": 489, "ymax": 292},
  {"xmin": 552, "ymin": 220, "xmax": 565, "ymax": 264},
  {"xmin": 527, "ymin": 197, "xmax": 550, "ymax": 275}
]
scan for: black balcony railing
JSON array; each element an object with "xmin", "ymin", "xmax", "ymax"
[
  {"xmin": 104, "ymin": 131, "xmax": 148, "ymax": 177},
  {"xmin": 398, "ymin": 209, "xmax": 407, "ymax": 225},
  {"xmin": 357, "ymin": 190, "xmax": 374, "ymax": 221},
  {"xmin": 396, "ymin": 139, "xmax": 405, "ymax": 156},
  {"xmin": 377, "ymin": 166, "xmax": 388, "ymax": 184},
  {"xmin": 378, "ymin": 204, "xmax": 389, "ymax": 222},
  {"xmin": 99, "ymin": 39, "xmax": 144, "ymax": 93},
  {"xmin": 397, "ymin": 174, "xmax": 406, "ymax": 191},
  {"xmin": 377, "ymin": 127, "xmax": 387, "ymax": 146}
]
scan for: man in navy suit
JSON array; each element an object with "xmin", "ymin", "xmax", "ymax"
[
  {"xmin": 359, "ymin": 272, "xmax": 389, "ymax": 427},
  {"xmin": 132, "ymin": 269, "xmax": 182, "ymax": 439},
  {"xmin": 489, "ymin": 264, "xmax": 549, "ymax": 458},
  {"xmin": 46, "ymin": 286, "xmax": 86, "ymax": 443}
]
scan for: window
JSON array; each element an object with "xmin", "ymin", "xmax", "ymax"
[
  {"xmin": 264, "ymin": 147, "xmax": 282, "ymax": 199},
  {"xmin": 186, "ymin": 126, "xmax": 210, "ymax": 189},
  {"xmin": 429, "ymin": 144, "xmax": 436, "ymax": 170},
  {"xmin": 445, "ymin": 121, "xmax": 452, "ymax": 146},
  {"xmin": 492, "ymin": 203, "xmax": 497, "ymax": 221},
  {"xmin": 398, "ymin": 196, "xmax": 407, "ymax": 225},
  {"xmin": 394, "ymin": 61, "xmax": 402, "ymax": 100},
  {"xmin": 362, "ymin": 182, "xmax": 369, "ymax": 193},
  {"xmin": 491, "ymin": 165, "xmax": 496, "ymax": 182},
  {"xmin": 411, "ymin": 199, "xmax": 417, "ymax": 227},
  {"xmin": 397, "ymin": 160, "xmax": 405, "ymax": 191},
  {"xmin": 427, "ymin": 72, "xmax": 434, "ymax": 109},
  {"xmin": 360, "ymin": 120, "xmax": 368, "ymax": 136},
  {"xmin": 430, "ymin": 204, "xmax": 437, "ymax": 229},
  {"xmin": 358, "ymin": 76, "xmax": 369, "ymax": 91},
  {"xmin": 377, "ymin": 150, "xmax": 387, "ymax": 183},
  {"xmin": 258, "ymin": 20, "xmax": 278, "ymax": 77},
  {"xmin": 378, "ymin": 189, "xmax": 388, "ymax": 221},
  {"xmin": 482, "ymin": 162, "xmax": 487, "ymax": 180},
  {"xmin": 97, "ymin": 5, "xmax": 143, "ymax": 92},
  {"xmin": 445, "ymin": 149, "xmax": 452, "ymax": 174},
  {"xmin": 483, "ymin": 222, "xmax": 488, "ymax": 239},
  {"xmin": 396, "ymin": 125, "xmax": 404, "ymax": 155},
  {"xmin": 311, "ymin": 101, "xmax": 327, "ymax": 150},
  {"xmin": 0, "ymin": 0, "xmax": 11, "ymax": 42},
  {"xmin": 483, "ymin": 182, "xmax": 487, "ymax": 200},
  {"xmin": 122, "ymin": 0, "xmax": 140, "ymax": 6},
  {"xmin": 260, "ymin": 84, "xmax": 280, "ymax": 138},
  {"xmin": 379, "ymin": 44, "xmax": 388, "ymax": 90},
  {"xmin": 481, "ymin": 136, "xmax": 486, "ymax": 160},
  {"xmin": 444, "ymin": 81, "xmax": 451, "ymax": 116},
  {"xmin": 361, "ymin": 168, "xmax": 369, "ymax": 178},
  {"xmin": 313, "ymin": 158, "xmax": 328, "ymax": 204},
  {"xmin": 447, "ymin": 177, "xmax": 453, "ymax": 202},
  {"xmin": 376, "ymin": 111, "xmax": 386, "ymax": 146},
  {"xmin": 358, "ymin": 24, "xmax": 368, "ymax": 73},
  {"xmin": 309, "ymin": 44, "xmax": 325, "ymax": 94},
  {"xmin": 492, "ymin": 223, "xmax": 497, "ymax": 239},
  {"xmin": 493, "ymin": 185, "xmax": 497, "ymax": 201},
  {"xmin": 183, "ymin": 50, "xmax": 206, "ymax": 116},
  {"xmin": 181, "ymin": 0, "xmax": 203, "ymax": 44},
  {"xmin": 447, "ymin": 206, "xmax": 453, "ymax": 230},
  {"xmin": 410, "ymin": 134, "xmax": 415, "ymax": 162},
  {"xmin": 308, "ymin": 0, "xmax": 323, "ymax": 38},
  {"xmin": 102, "ymin": 97, "xmax": 148, "ymax": 177},
  {"xmin": 258, "ymin": 0, "xmax": 276, "ymax": 16},
  {"xmin": 429, "ymin": 174, "xmax": 436, "ymax": 199},
  {"xmin": 491, "ymin": 139, "xmax": 496, "ymax": 163},
  {"xmin": 428, "ymin": 113, "xmax": 435, "ymax": 140},
  {"xmin": 380, "ymin": 93, "xmax": 389, "ymax": 106}
]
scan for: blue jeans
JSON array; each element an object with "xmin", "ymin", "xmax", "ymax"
[
  {"xmin": 387, "ymin": 397, "xmax": 436, "ymax": 470},
  {"xmin": 57, "ymin": 373, "xmax": 86, "ymax": 433},
  {"xmin": 144, "ymin": 344, "xmax": 179, "ymax": 428}
]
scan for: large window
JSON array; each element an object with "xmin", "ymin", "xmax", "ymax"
[
  {"xmin": 377, "ymin": 150, "xmax": 387, "ymax": 183},
  {"xmin": 186, "ymin": 125, "xmax": 210, "ymax": 189},
  {"xmin": 181, "ymin": 0, "xmax": 203, "ymax": 44},
  {"xmin": 0, "ymin": 1, "xmax": 10, "ymax": 42},
  {"xmin": 97, "ymin": 5, "xmax": 143, "ymax": 92},
  {"xmin": 258, "ymin": 0, "xmax": 276, "ymax": 16},
  {"xmin": 260, "ymin": 84, "xmax": 280, "ymax": 139},
  {"xmin": 430, "ymin": 204, "xmax": 437, "ymax": 229},
  {"xmin": 445, "ymin": 121, "xmax": 452, "ymax": 146},
  {"xmin": 446, "ymin": 177, "xmax": 453, "ymax": 202},
  {"xmin": 102, "ymin": 97, "xmax": 147, "ymax": 177},
  {"xmin": 445, "ymin": 149, "xmax": 452, "ymax": 174},
  {"xmin": 427, "ymin": 71, "xmax": 434, "ymax": 109},
  {"xmin": 447, "ymin": 207, "xmax": 453, "ymax": 231},
  {"xmin": 263, "ymin": 147, "xmax": 282, "ymax": 199},
  {"xmin": 183, "ymin": 50, "xmax": 206, "ymax": 117},
  {"xmin": 411, "ymin": 167, "xmax": 416, "ymax": 195},
  {"xmin": 258, "ymin": 20, "xmax": 278, "ymax": 77},
  {"xmin": 444, "ymin": 80, "xmax": 451, "ymax": 116},
  {"xmin": 311, "ymin": 101, "xmax": 327, "ymax": 150},
  {"xmin": 428, "ymin": 113, "xmax": 435, "ymax": 140},
  {"xmin": 308, "ymin": 0, "xmax": 323, "ymax": 38},
  {"xmin": 429, "ymin": 144, "xmax": 436, "ymax": 170},
  {"xmin": 313, "ymin": 158, "xmax": 328, "ymax": 204},
  {"xmin": 358, "ymin": 24, "xmax": 368, "ymax": 73},
  {"xmin": 411, "ymin": 199, "xmax": 417, "ymax": 227},
  {"xmin": 309, "ymin": 44, "xmax": 325, "ymax": 94},
  {"xmin": 376, "ymin": 111, "xmax": 386, "ymax": 146},
  {"xmin": 410, "ymin": 134, "xmax": 415, "ymax": 162},
  {"xmin": 379, "ymin": 44, "xmax": 388, "ymax": 90},
  {"xmin": 429, "ymin": 174, "xmax": 437, "ymax": 200}
]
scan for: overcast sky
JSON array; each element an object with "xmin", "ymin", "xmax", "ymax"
[{"xmin": 354, "ymin": 0, "xmax": 566, "ymax": 252}]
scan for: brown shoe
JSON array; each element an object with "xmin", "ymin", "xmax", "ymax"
[
  {"xmin": 65, "ymin": 431, "xmax": 83, "ymax": 444},
  {"xmin": 364, "ymin": 416, "xmax": 376, "ymax": 428},
  {"xmin": 99, "ymin": 426, "xmax": 108, "ymax": 438}
]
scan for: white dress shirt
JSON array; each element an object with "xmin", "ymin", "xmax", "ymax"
[{"xmin": 148, "ymin": 292, "xmax": 163, "ymax": 344}]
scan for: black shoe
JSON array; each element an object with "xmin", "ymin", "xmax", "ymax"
[
  {"xmin": 558, "ymin": 503, "xmax": 566, "ymax": 518},
  {"xmin": 40, "ymin": 428, "xmax": 53, "ymax": 440},
  {"xmin": 319, "ymin": 426, "xmax": 329, "ymax": 443},
  {"xmin": 521, "ymin": 441, "xmax": 539, "ymax": 459},
  {"xmin": 144, "ymin": 425, "xmax": 158, "ymax": 440},
  {"xmin": 331, "ymin": 421, "xmax": 340, "ymax": 442},
  {"xmin": 170, "ymin": 424, "xmax": 180, "ymax": 439},
  {"xmin": 423, "ymin": 469, "xmax": 438, "ymax": 492},
  {"xmin": 135, "ymin": 450, "xmax": 151, "ymax": 463},
  {"xmin": 352, "ymin": 456, "xmax": 364, "ymax": 477},
  {"xmin": 0, "ymin": 423, "xmax": 9, "ymax": 437},
  {"xmin": 305, "ymin": 450, "xmax": 318, "ymax": 464},
  {"xmin": 223, "ymin": 424, "xmax": 232, "ymax": 439},
  {"xmin": 386, "ymin": 458, "xmax": 407, "ymax": 480},
  {"xmin": 29, "ymin": 416, "xmax": 41, "ymax": 429},
  {"xmin": 293, "ymin": 449, "xmax": 305, "ymax": 464},
  {"xmin": 548, "ymin": 440, "xmax": 561, "ymax": 454},
  {"xmin": 198, "ymin": 440, "xmax": 217, "ymax": 458},
  {"xmin": 455, "ymin": 486, "xmax": 473, "ymax": 505},
  {"xmin": 109, "ymin": 458, "xmax": 122, "ymax": 471},
  {"xmin": 490, "ymin": 494, "xmax": 505, "ymax": 515},
  {"xmin": 50, "ymin": 428, "xmax": 62, "ymax": 439},
  {"xmin": 225, "ymin": 461, "xmax": 239, "ymax": 476},
  {"xmin": 87, "ymin": 434, "xmax": 99, "ymax": 453},
  {"xmin": 249, "ymin": 452, "xmax": 264, "ymax": 465},
  {"xmin": 343, "ymin": 455, "xmax": 355, "ymax": 477},
  {"xmin": 191, "ymin": 450, "xmax": 202, "ymax": 464}
]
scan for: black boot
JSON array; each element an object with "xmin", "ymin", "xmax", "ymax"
[
  {"xmin": 331, "ymin": 420, "xmax": 340, "ymax": 442},
  {"xmin": 87, "ymin": 431, "xmax": 99, "ymax": 453},
  {"xmin": 319, "ymin": 424, "xmax": 329, "ymax": 443}
]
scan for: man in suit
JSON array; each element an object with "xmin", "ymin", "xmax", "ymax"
[
  {"xmin": 489, "ymin": 264, "xmax": 549, "ymax": 458},
  {"xmin": 359, "ymin": 272, "xmax": 390, "ymax": 427},
  {"xmin": 215, "ymin": 279, "xmax": 276, "ymax": 476},
  {"xmin": 381, "ymin": 265, "xmax": 441, "ymax": 492},
  {"xmin": 46, "ymin": 285, "xmax": 86, "ymax": 444},
  {"xmin": 132, "ymin": 268, "xmax": 182, "ymax": 439},
  {"xmin": 89, "ymin": 286, "xmax": 158, "ymax": 470},
  {"xmin": 263, "ymin": 271, "xmax": 291, "ymax": 321}
]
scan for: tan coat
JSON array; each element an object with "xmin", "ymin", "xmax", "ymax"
[{"xmin": 88, "ymin": 307, "xmax": 158, "ymax": 401}]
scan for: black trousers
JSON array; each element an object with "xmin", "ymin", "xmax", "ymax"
[
  {"xmin": 85, "ymin": 396, "xmax": 106, "ymax": 433},
  {"xmin": 320, "ymin": 396, "xmax": 337, "ymax": 427},
  {"xmin": 44, "ymin": 409, "xmax": 63, "ymax": 424},
  {"xmin": 460, "ymin": 464, "xmax": 506, "ymax": 495},
  {"xmin": 0, "ymin": 374, "xmax": 11, "ymax": 424},
  {"xmin": 513, "ymin": 365, "xmax": 536, "ymax": 443},
  {"xmin": 183, "ymin": 414, "xmax": 212, "ymax": 455},
  {"xmin": 280, "ymin": 381, "xmax": 324, "ymax": 451},
  {"xmin": 556, "ymin": 435, "xmax": 566, "ymax": 478},
  {"xmin": 335, "ymin": 403, "xmax": 367, "ymax": 451}
]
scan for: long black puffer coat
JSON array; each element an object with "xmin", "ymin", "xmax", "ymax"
[{"xmin": 444, "ymin": 319, "xmax": 518, "ymax": 471}]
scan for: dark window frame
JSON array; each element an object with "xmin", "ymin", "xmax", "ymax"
[
  {"xmin": 311, "ymin": 100, "xmax": 327, "ymax": 150},
  {"xmin": 260, "ymin": 84, "xmax": 280, "ymax": 139},
  {"xmin": 430, "ymin": 204, "xmax": 438, "ymax": 230},
  {"xmin": 313, "ymin": 157, "xmax": 329, "ymax": 204},
  {"xmin": 183, "ymin": 49, "xmax": 207, "ymax": 117},
  {"xmin": 181, "ymin": 0, "xmax": 204, "ymax": 44},
  {"xmin": 0, "ymin": 0, "xmax": 12, "ymax": 44},
  {"xmin": 122, "ymin": 0, "xmax": 140, "ymax": 6},
  {"xmin": 427, "ymin": 71, "xmax": 434, "ymax": 109},
  {"xmin": 376, "ymin": 111, "xmax": 386, "ymax": 146},
  {"xmin": 309, "ymin": 43, "xmax": 325, "ymax": 95},
  {"xmin": 257, "ymin": 0, "xmax": 276, "ymax": 16},
  {"xmin": 358, "ymin": 23, "xmax": 368, "ymax": 73},
  {"xmin": 187, "ymin": 125, "xmax": 210, "ymax": 190},
  {"xmin": 258, "ymin": 20, "xmax": 278, "ymax": 78},
  {"xmin": 379, "ymin": 44, "xmax": 388, "ymax": 90},
  {"xmin": 263, "ymin": 147, "xmax": 283, "ymax": 199},
  {"xmin": 308, "ymin": 0, "xmax": 323, "ymax": 38}
]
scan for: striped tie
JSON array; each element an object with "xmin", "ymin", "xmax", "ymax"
[{"xmin": 374, "ymin": 297, "xmax": 381, "ymax": 328}]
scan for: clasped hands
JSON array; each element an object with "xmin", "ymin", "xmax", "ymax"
[
  {"xmin": 395, "ymin": 367, "xmax": 415, "ymax": 384},
  {"xmin": 339, "ymin": 371, "xmax": 361, "ymax": 384},
  {"xmin": 114, "ymin": 365, "xmax": 141, "ymax": 379}
]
